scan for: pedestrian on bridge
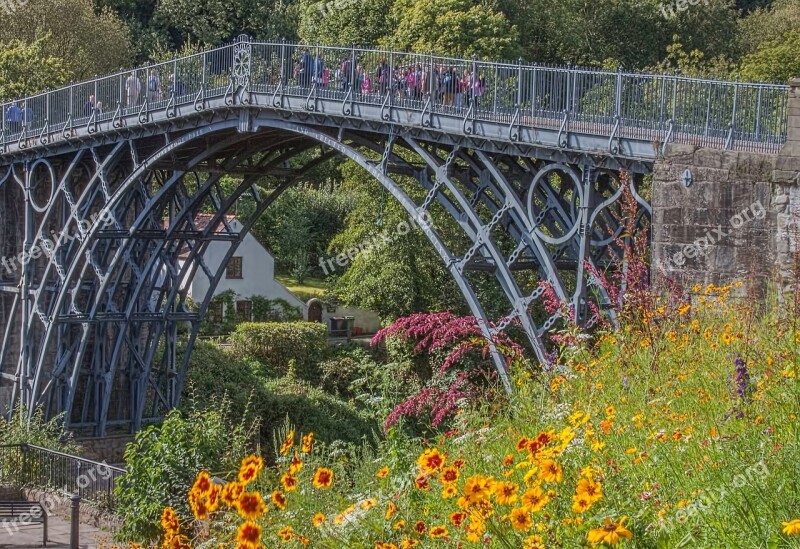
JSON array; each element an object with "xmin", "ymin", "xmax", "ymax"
[
  {"xmin": 6, "ymin": 102, "xmax": 22, "ymax": 133},
  {"xmin": 126, "ymin": 72, "xmax": 141, "ymax": 107}
]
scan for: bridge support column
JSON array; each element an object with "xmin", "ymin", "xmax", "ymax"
[{"xmin": 652, "ymin": 77, "xmax": 800, "ymax": 300}]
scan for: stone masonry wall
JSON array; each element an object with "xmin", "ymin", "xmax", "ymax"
[{"xmin": 652, "ymin": 78, "xmax": 800, "ymax": 298}]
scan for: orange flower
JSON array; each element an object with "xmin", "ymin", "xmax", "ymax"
[
  {"xmin": 415, "ymin": 474, "xmax": 430, "ymax": 491},
  {"xmin": 510, "ymin": 507, "xmax": 533, "ymax": 531},
  {"xmin": 400, "ymin": 540, "xmax": 419, "ymax": 549},
  {"xmin": 440, "ymin": 466, "xmax": 459, "ymax": 485},
  {"xmin": 493, "ymin": 481, "xmax": 519, "ymax": 505},
  {"xmin": 288, "ymin": 452, "xmax": 304, "ymax": 475},
  {"xmin": 313, "ymin": 512, "xmax": 325, "ymax": 527},
  {"xmin": 236, "ymin": 521, "xmax": 263, "ymax": 549},
  {"xmin": 280, "ymin": 431, "xmax": 295, "ymax": 456},
  {"xmin": 503, "ymin": 454, "xmax": 514, "ymax": 467},
  {"xmin": 416, "ymin": 448, "xmax": 445, "ymax": 475},
  {"xmin": 238, "ymin": 492, "xmax": 267, "ymax": 520},
  {"xmin": 453, "ymin": 459, "xmax": 466, "ymax": 469},
  {"xmin": 442, "ymin": 484, "xmax": 457, "ymax": 499},
  {"xmin": 429, "ymin": 525, "xmax": 449, "ymax": 539},
  {"xmin": 272, "ymin": 490, "xmax": 288, "ymax": 510},
  {"xmin": 450, "ymin": 511, "xmax": 467, "ymax": 527},
  {"xmin": 221, "ymin": 482, "xmax": 244, "ymax": 508},
  {"xmin": 191, "ymin": 471, "xmax": 212, "ymax": 495},
  {"xmin": 414, "ymin": 520, "xmax": 427, "ymax": 535},
  {"xmin": 360, "ymin": 498, "xmax": 377, "ymax": 510},
  {"xmin": 386, "ymin": 502, "xmax": 397, "ymax": 520},
  {"xmin": 377, "ymin": 466, "xmax": 390, "ymax": 479},
  {"xmin": 188, "ymin": 490, "xmax": 209, "ymax": 520},
  {"xmin": 312, "ymin": 467, "xmax": 334, "ymax": 489},
  {"xmin": 301, "ymin": 432, "xmax": 314, "ymax": 453},
  {"xmin": 538, "ymin": 460, "xmax": 563, "ymax": 484},
  {"xmin": 516, "ymin": 436, "xmax": 530, "ymax": 451},
  {"xmin": 521, "ymin": 486, "xmax": 549, "ymax": 513},
  {"xmin": 238, "ymin": 455, "xmax": 264, "ymax": 485},
  {"xmin": 587, "ymin": 517, "xmax": 633, "ymax": 545},
  {"xmin": 160, "ymin": 507, "xmax": 180, "ymax": 533},
  {"xmin": 277, "ymin": 526, "xmax": 294, "ymax": 542},
  {"xmin": 281, "ymin": 473, "xmax": 298, "ymax": 492}
]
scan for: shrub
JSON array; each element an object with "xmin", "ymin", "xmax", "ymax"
[
  {"xmin": 229, "ymin": 322, "xmax": 327, "ymax": 380},
  {"xmin": 115, "ymin": 399, "xmax": 257, "ymax": 543}
]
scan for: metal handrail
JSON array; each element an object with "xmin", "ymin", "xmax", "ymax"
[{"xmin": 0, "ymin": 37, "xmax": 790, "ymax": 156}]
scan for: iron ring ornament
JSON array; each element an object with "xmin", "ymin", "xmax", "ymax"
[
  {"xmin": 232, "ymin": 35, "xmax": 252, "ymax": 92},
  {"xmin": 526, "ymin": 163, "xmax": 584, "ymax": 246}
]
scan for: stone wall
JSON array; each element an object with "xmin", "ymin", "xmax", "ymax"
[
  {"xmin": 76, "ymin": 435, "xmax": 135, "ymax": 465},
  {"xmin": 652, "ymin": 78, "xmax": 800, "ymax": 297}
]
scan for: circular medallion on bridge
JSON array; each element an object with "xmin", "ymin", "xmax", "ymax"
[
  {"xmin": 526, "ymin": 164, "xmax": 583, "ymax": 246},
  {"xmin": 232, "ymin": 41, "xmax": 252, "ymax": 89}
]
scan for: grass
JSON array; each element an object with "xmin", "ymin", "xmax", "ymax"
[
  {"xmin": 126, "ymin": 283, "xmax": 800, "ymax": 548},
  {"xmin": 276, "ymin": 275, "xmax": 329, "ymax": 302}
]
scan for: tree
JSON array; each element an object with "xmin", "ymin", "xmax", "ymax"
[
  {"xmin": 297, "ymin": 0, "xmax": 395, "ymax": 46},
  {"xmin": 387, "ymin": 0, "xmax": 520, "ymax": 59},
  {"xmin": 0, "ymin": 37, "xmax": 71, "ymax": 101},
  {"xmin": 739, "ymin": 30, "xmax": 800, "ymax": 82},
  {"xmin": 0, "ymin": 0, "xmax": 131, "ymax": 79}
]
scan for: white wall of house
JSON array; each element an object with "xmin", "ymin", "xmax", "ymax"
[{"xmin": 182, "ymin": 218, "xmax": 306, "ymax": 314}]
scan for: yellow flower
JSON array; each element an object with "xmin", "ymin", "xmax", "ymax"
[
  {"xmin": 587, "ymin": 517, "xmax": 633, "ymax": 545},
  {"xmin": 442, "ymin": 484, "xmax": 457, "ymax": 499},
  {"xmin": 360, "ymin": 498, "xmax": 378, "ymax": 510},
  {"xmin": 463, "ymin": 474, "xmax": 494, "ymax": 505},
  {"xmin": 312, "ymin": 467, "xmax": 334, "ymax": 489},
  {"xmin": 399, "ymin": 540, "xmax": 418, "ymax": 548},
  {"xmin": 449, "ymin": 511, "xmax": 467, "ymax": 527},
  {"xmin": 523, "ymin": 534, "xmax": 546, "ymax": 549},
  {"xmin": 521, "ymin": 486, "xmax": 549, "ymax": 513},
  {"xmin": 313, "ymin": 512, "xmax": 325, "ymax": 527},
  {"xmin": 377, "ymin": 466, "xmax": 390, "ymax": 479},
  {"xmin": 301, "ymin": 432, "xmax": 314, "ymax": 453},
  {"xmin": 281, "ymin": 473, "xmax": 298, "ymax": 492},
  {"xmin": 271, "ymin": 490, "xmax": 288, "ymax": 511},
  {"xmin": 440, "ymin": 466, "xmax": 459, "ymax": 485},
  {"xmin": 238, "ymin": 455, "xmax": 264, "ymax": 485},
  {"xmin": 572, "ymin": 495, "xmax": 593, "ymax": 514},
  {"xmin": 575, "ymin": 478, "xmax": 603, "ymax": 503},
  {"xmin": 280, "ymin": 431, "xmax": 295, "ymax": 456},
  {"xmin": 238, "ymin": 492, "xmax": 267, "ymax": 520},
  {"xmin": 277, "ymin": 526, "xmax": 293, "ymax": 542},
  {"xmin": 783, "ymin": 519, "xmax": 800, "ymax": 535},
  {"xmin": 393, "ymin": 520, "xmax": 406, "ymax": 530},
  {"xmin": 386, "ymin": 501, "xmax": 397, "ymax": 519},
  {"xmin": 493, "ymin": 481, "xmax": 520, "ymax": 505},
  {"xmin": 538, "ymin": 460, "xmax": 563, "ymax": 483},
  {"xmin": 288, "ymin": 453, "xmax": 304, "ymax": 475},
  {"xmin": 510, "ymin": 507, "xmax": 533, "ymax": 531},
  {"xmin": 417, "ymin": 448, "xmax": 445, "ymax": 475},
  {"xmin": 191, "ymin": 471, "xmax": 213, "ymax": 495},
  {"xmin": 429, "ymin": 525, "xmax": 449, "ymax": 538},
  {"xmin": 236, "ymin": 521, "xmax": 263, "ymax": 549}
]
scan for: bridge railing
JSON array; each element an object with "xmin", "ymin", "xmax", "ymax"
[{"xmin": 0, "ymin": 37, "xmax": 790, "ymax": 154}]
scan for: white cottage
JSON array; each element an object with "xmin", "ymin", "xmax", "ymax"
[{"xmin": 178, "ymin": 213, "xmax": 306, "ymax": 321}]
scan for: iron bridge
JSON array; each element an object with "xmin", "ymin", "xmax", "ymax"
[{"xmin": 0, "ymin": 36, "xmax": 789, "ymax": 434}]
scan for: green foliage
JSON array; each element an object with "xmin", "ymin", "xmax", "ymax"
[
  {"xmin": 115, "ymin": 399, "xmax": 257, "ymax": 543},
  {"xmin": 0, "ymin": 37, "xmax": 71, "ymax": 101},
  {"xmin": 387, "ymin": 0, "xmax": 520, "ymax": 59},
  {"xmin": 0, "ymin": 0, "xmax": 131, "ymax": 79},
  {"xmin": 181, "ymin": 340, "xmax": 378, "ymax": 451},
  {"xmin": 230, "ymin": 322, "xmax": 328, "ymax": 380},
  {"xmin": 198, "ymin": 291, "xmax": 303, "ymax": 336},
  {"xmin": 739, "ymin": 30, "xmax": 800, "ymax": 83},
  {"xmin": 0, "ymin": 406, "xmax": 79, "ymax": 451},
  {"xmin": 297, "ymin": 0, "xmax": 395, "ymax": 46}
]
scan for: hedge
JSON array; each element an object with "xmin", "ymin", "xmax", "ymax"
[{"xmin": 229, "ymin": 322, "xmax": 327, "ymax": 380}]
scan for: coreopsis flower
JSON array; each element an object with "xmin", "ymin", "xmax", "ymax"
[
  {"xmin": 429, "ymin": 525, "xmax": 449, "ymax": 538},
  {"xmin": 272, "ymin": 490, "xmax": 288, "ymax": 510},
  {"xmin": 538, "ymin": 460, "xmax": 563, "ymax": 483},
  {"xmin": 572, "ymin": 495, "xmax": 593, "ymax": 514},
  {"xmin": 221, "ymin": 481, "xmax": 244, "ymax": 508},
  {"xmin": 238, "ymin": 455, "xmax": 264, "ymax": 485},
  {"xmin": 238, "ymin": 492, "xmax": 267, "ymax": 520},
  {"xmin": 191, "ymin": 471, "xmax": 212, "ymax": 495},
  {"xmin": 399, "ymin": 540, "xmax": 419, "ymax": 548},
  {"xmin": 417, "ymin": 448, "xmax": 445, "ymax": 475},
  {"xmin": 415, "ymin": 474, "xmax": 430, "ymax": 491},
  {"xmin": 280, "ymin": 431, "xmax": 295, "ymax": 455},
  {"xmin": 493, "ymin": 481, "xmax": 520, "ymax": 505},
  {"xmin": 289, "ymin": 452, "xmax": 304, "ymax": 475},
  {"xmin": 312, "ymin": 467, "xmax": 334, "ymax": 489},
  {"xmin": 510, "ymin": 507, "xmax": 533, "ymax": 531},
  {"xmin": 313, "ymin": 512, "xmax": 325, "ymax": 527},
  {"xmin": 188, "ymin": 490, "xmax": 209, "ymax": 520},
  {"xmin": 575, "ymin": 478, "xmax": 603, "ymax": 503},
  {"xmin": 360, "ymin": 498, "xmax": 377, "ymax": 510},
  {"xmin": 463, "ymin": 474, "xmax": 493, "ymax": 505},
  {"xmin": 277, "ymin": 526, "xmax": 294, "ymax": 542},
  {"xmin": 440, "ymin": 466, "xmax": 459, "ymax": 485},
  {"xmin": 301, "ymin": 432, "xmax": 314, "ymax": 453},
  {"xmin": 449, "ymin": 511, "xmax": 467, "ymax": 527},
  {"xmin": 523, "ymin": 534, "xmax": 547, "ymax": 549},
  {"xmin": 281, "ymin": 473, "xmax": 298, "ymax": 492},
  {"xmin": 442, "ymin": 484, "xmax": 457, "ymax": 498},
  {"xmin": 452, "ymin": 459, "xmax": 466, "ymax": 469},
  {"xmin": 376, "ymin": 466, "xmax": 390, "ymax": 479},
  {"xmin": 783, "ymin": 519, "xmax": 800, "ymax": 535},
  {"xmin": 385, "ymin": 502, "xmax": 397, "ymax": 520},
  {"xmin": 236, "ymin": 521, "xmax": 263, "ymax": 549},
  {"xmin": 414, "ymin": 520, "xmax": 427, "ymax": 535},
  {"xmin": 160, "ymin": 507, "xmax": 180, "ymax": 533},
  {"xmin": 521, "ymin": 486, "xmax": 549, "ymax": 513},
  {"xmin": 587, "ymin": 517, "xmax": 633, "ymax": 545}
]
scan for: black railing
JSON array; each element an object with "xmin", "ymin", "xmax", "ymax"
[{"xmin": 0, "ymin": 444, "xmax": 125, "ymax": 510}]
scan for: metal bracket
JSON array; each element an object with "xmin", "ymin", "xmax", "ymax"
[
  {"xmin": 111, "ymin": 102, "xmax": 124, "ymax": 129},
  {"xmin": 38, "ymin": 119, "xmax": 49, "ymax": 145},
  {"xmin": 724, "ymin": 122, "xmax": 735, "ymax": 150},
  {"xmin": 508, "ymin": 107, "xmax": 520, "ymax": 142},
  {"xmin": 165, "ymin": 93, "xmax": 176, "ymax": 119},
  {"xmin": 18, "ymin": 124, "xmax": 26, "ymax": 149},
  {"xmin": 271, "ymin": 79, "xmax": 285, "ymax": 109},
  {"xmin": 380, "ymin": 89, "xmax": 392, "ymax": 122},
  {"xmin": 462, "ymin": 102, "xmax": 475, "ymax": 135},
  {"xmin": 608, "ymin": 116, "xmax": 621, "ymax": 154},
  {"xmin": 62, "ymin": 114, "xmax": 74, "ymax": 139},
  {"xmin": 557, "ymin": 110, "xmax": 569, "ymax": 148},
  {"xmin": 194, "ymin": 83, "xmax": 206, "ymax": 112},
  {"xmin": 138, "ymin": 99, "xmax": 149, "ymax": 124},
  {"xmin": 223, "ymin": 76, "xmax": 236, "ymax": 106},
  {"xmin": 342, "ymin": 86, "xmax": 353, "ymax": 116},
  {"xmin": 86, "ymin": 109, "xmax": 97, "ymax": 134},
  {"xmin": 660, "ymin": 119, "xmax": 674, "ymax": 156},
  {"xmin": 305, "ymin": 81, "xmax": 318, "ymax": 111},
  {"xmin": 0, "ymin": 129, "xmax": 5, "ymax": 154},
  {"xmin": 421, "ymin": 95, "xmax": 432, "ymax": 127}
]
